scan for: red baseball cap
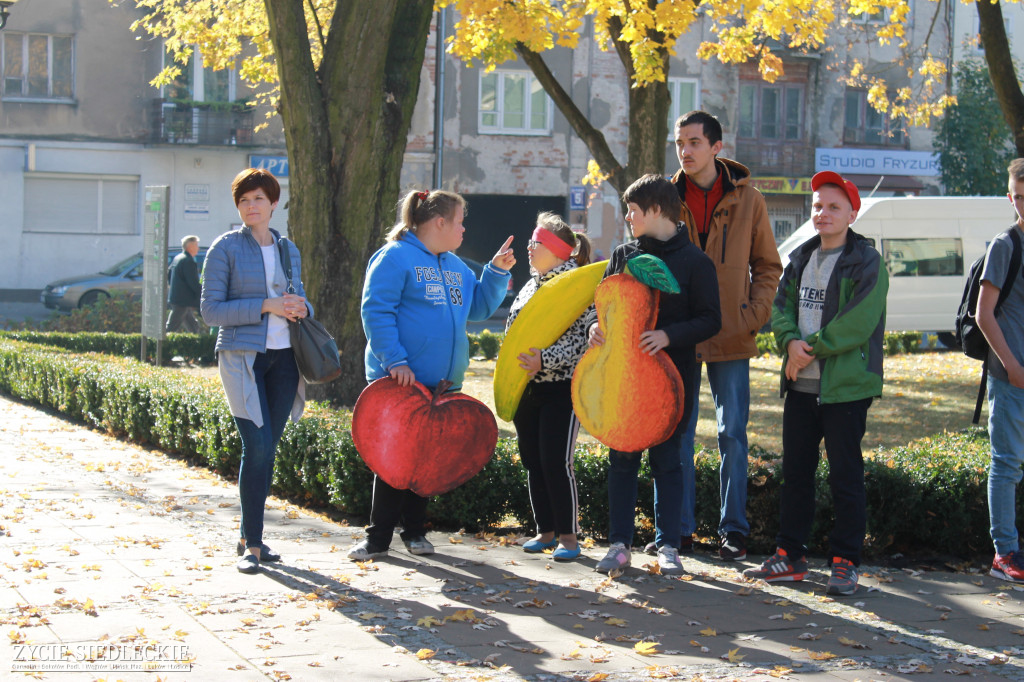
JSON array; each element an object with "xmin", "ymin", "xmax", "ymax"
[{"xmin": 811, "ymin": 171, "xmax": 861, "ymax": 211}]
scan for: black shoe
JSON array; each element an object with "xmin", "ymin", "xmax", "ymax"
[
  {"xmin": 237, "ymin": 541, "xmax": 281, "ymax": 563},
  {"xmin": 236, "ymin": 554, "xmax": 259, "ymax": 574},
  {"xmin": 719, "ymin": 532, "xmax": 747, "ymax": 561},
  {"xmin": 644, "ymin": 536, "xmax": 693, "ymax": 556}
]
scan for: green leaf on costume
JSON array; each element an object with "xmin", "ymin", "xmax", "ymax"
[{"xmin": 624, "ymin": 254, "xmax": 680, "ymax": 294}]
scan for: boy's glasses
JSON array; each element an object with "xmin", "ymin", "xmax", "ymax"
[{"xmin": 527, "ymin": 240, "xmax": 542, "ymax": 249}]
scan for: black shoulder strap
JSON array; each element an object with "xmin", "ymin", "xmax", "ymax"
[{"xmin": 275, "ymin": 236, "xmax": 296, "ymax": 294}]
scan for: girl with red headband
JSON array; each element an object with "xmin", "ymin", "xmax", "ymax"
[{"xmin": 506, "ymin": 212, "xmax": 593, "ymax": 561}]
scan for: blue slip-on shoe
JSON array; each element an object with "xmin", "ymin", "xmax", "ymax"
[
  {"xmin": 552, "ymin": 545, "xmax": 582, "ymax": 562},
  {"xmin": 523, "ymin": 538, "xmax": 559, "ymax": 553}
]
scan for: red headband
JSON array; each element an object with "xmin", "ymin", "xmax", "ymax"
[{"xmin": 532, "ymin": 226, "xmax": 574, "ymax": 261}]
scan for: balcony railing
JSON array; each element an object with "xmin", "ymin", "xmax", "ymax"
[
  {"xmin": 734, "ymin": 140, "xmax": 814, "ymax": 178},
  {"xmin": 152, "ymin": 99, "xmax": 255, "ymax": 146}
]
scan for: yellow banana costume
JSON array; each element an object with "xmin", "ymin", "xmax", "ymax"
[{"xmin": 493, "ymin": 260, "xmax": 607, "ymax": 421}]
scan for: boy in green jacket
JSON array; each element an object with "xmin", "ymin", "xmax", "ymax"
[{"xmin": 743, "ymin": 171, "xmax": 888, "ymax": 596}]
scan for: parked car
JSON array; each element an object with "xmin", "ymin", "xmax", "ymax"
[
  {"xmin": 461, "ymin": 257, "xmax": 515, "ymax": 309},
  {"xmin": 41, "ymin": 247, "xmax": 208, "ymax": 311}
]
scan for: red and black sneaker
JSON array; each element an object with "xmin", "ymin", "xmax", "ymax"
[
  {"xmin": 991, "ymin": 551, "xmax": 1024, "ymax": 583},
  {"xmin": 742, "ymin": 548, "xmax": 808, "ymax": 582}
]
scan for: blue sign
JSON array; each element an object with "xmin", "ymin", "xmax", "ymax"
[
  {"xmin": 815, "ymin": 148, "xmax": 939, "ymax": 177},
  {"xmin": 570, "ymin": 185, "xmax": 585, "ymax": 211},
  {"xmin": 249, "ymin": 155, "xmax": 289, "ymax": 178}
]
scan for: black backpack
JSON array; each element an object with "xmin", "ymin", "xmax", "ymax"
[{"xmin": 954, "ymin": 226, "xmax": 1022, "ymax": 423}]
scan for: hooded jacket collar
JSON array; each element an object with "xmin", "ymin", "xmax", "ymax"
[
  {"xmin": 791, "ymin": 227, "xmax": 868, "ymax": 268},
  {"xmin": 671, "ymin": 157, "xmax": 752, "ymax": 200},
  {"xmin": 635, "ymin": 223, "xmax": 694, "ymax": 256}
]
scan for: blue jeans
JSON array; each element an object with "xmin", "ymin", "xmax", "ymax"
[
  {"xmin": 234, "ymin": 348, "xmax": 299, "ymax": 549},
  {"xmin": 607, "ymin": 419, "xmax": 685, "ymax": 549},
  {"xmin": 681, "ymin": 358, "xmax": 750, "ymax": 537},
  {"xmin": 988, "ymin": 376, "xmax": 1024, "ymax": 555}
]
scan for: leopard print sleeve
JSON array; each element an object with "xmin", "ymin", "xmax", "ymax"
[{"xmin": 534, "ymin": 310, "xmax": 590, "ymax": 382}]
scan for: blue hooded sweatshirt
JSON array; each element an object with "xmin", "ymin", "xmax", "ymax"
[{"xmin": 361, "ymin": 232, "xmax": 510, "ymax": 390}]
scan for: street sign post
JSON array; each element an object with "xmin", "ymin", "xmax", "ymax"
[{"xmin": 142, "ymin": 186, "xmax": 170, "ymax": 364}]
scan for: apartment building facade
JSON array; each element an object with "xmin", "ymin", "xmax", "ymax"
[
  {"xmin": 0, "ymin": 0, "xmax": 290, "ymax": 296},
  {"xmin": 3, "ymin": 0, "xmax": 1020, "ymax": 297}
]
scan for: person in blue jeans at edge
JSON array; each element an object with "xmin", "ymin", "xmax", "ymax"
[
  {"xmin": 201, "ymin": 168, "xmax": 310, "ymax": 575},
  {"xmin": 588, "ymin": 174, "xmax": 720, "ymax": 576},
  {"xmin": 743, "ymin": 171, "xmax": 887, "ymax": 596},
  {"xmin": 664, "ymin": 111, "xmax": 783, "ymax": 562},
  {"xmin": 349, "ymin": 189, "xmax": 515, "ymax": 561},
  {"xmin": 978, "ymin": 158, "xmax": 1024, "ymax": 583}
]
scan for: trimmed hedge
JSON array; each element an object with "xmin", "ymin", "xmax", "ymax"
[
  {"xmin": 0, "ymin": 331, "xmax": 215, "ymax": 364},
  {"xmin": 756, "ymin": 330, "xmax": 922, "ymax": 357},
  {"xmin": 0, "ymin": 336, "xmax": 998, "ymax": 557}
]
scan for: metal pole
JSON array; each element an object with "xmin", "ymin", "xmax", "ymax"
[{"xmin": 433, "ymin": 7, "xmax": 446, "ymax": 189}]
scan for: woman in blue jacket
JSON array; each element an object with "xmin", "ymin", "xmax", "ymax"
[
  {"xmin": 201, "ymin": 168, "xmax": 310, "ymax": 574},
  {"xmin": 348, "ymin": 189, "xmax": 515, "ymax": 560}
]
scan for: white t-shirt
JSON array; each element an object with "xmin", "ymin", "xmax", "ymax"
[{"xmin": 261, "ymin": 244, "xmax": 291, "ymax": 350}]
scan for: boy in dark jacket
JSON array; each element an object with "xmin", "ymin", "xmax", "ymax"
[
  {"xmin": 588, "ymin": 174, "xmax": 721, "ymax": 576},
  {"xmin": 744, "ymin": 171, "xmax": 887, "ymax": 596}
]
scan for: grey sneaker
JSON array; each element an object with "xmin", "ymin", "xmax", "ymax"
[
  {"xmin": 657, "ymin": 546, "xmax": 684, "ymax": 575},
  {"xmin": 742, "ymin": 548, "xmax": 808, "ymax": 582},
  {"xmin": 347, "ymin": 539, "xmax": 388, "ymax": 561},
  {"xmin": 403, "ymin": 535, "xmax": 434, "ymax": 556},
  {"xmin": 826, "ymin": 557, "xmax": 859, "ymax": 596},
  {"xmin": 596, "ymin": 543, "xmax": 631, "ymax": 574}
]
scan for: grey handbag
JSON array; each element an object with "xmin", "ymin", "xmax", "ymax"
[{"xmin": 276, "ymin": 237, "xmax": 342, "ymax": 384}]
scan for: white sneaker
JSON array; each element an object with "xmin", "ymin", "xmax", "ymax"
[
  {"xmin": 596, "ymin": 543, "xmax": 631, "ymax": 574},
  {"xmin": 403, "ymin": 535, "xmax": 434, "ymax": 556},
  {"xmin": 347, "ymin": 539, "xmax": 388, "ymax": 561},
  {"xmin": 657, "ymin": 545, "xmax": 684, "ymax": 576}
]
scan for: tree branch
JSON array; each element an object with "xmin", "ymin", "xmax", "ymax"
[
  {"xmin": 305, "ymin": 0, "xmax": 326, "ymax": 55},
  {"xmin": 515, "ymin": 43, "xmax": 626, "ymax": 191}
]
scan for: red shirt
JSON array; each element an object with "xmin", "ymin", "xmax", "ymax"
[{"xmin": 684, "ymin": 172, "xmax": 725, "ymax": 250}]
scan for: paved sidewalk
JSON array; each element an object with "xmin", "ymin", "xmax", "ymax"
[{"xmin": 2, "ymin": 395, "xmax": 1024, "ymax": 681}]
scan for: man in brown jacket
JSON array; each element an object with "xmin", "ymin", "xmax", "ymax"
[{"xmin": 664, "ymin": 110, "xmax": 783, "ymax": 561}]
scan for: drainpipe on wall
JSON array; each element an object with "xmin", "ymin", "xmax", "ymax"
[{"xmin": 433, "ymin": 7, "xmax": 446, "ymax": 190}]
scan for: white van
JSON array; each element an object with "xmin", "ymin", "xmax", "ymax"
[{"xmin": 776, "ymin": 196, "xmax": 1015, "ymax": 344}]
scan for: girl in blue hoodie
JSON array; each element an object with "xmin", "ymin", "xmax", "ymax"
[{"xmin": 349, "ymin": 189, "xmax": 515, "ymax": 561}]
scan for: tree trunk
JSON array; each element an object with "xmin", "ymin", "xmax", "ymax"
[
  {"xmin": 977, "ymin": 0, "xmax": 1024, "ymax": 157},
  {"xmin": 264, "ymin": 0, "xmax": 434, "ymax": 405},
  {"xmin": 606, "ymin": 14, "xmax": 670, "ymax": 184}
]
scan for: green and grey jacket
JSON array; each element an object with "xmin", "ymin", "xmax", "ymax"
[{"xmin": 772, "ymin": 228, "xmax": 888, "ymax": 404}]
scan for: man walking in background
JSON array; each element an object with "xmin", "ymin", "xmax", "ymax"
[{"xmin": 166, "ymin": 235, "xmax": 201, "ymax": 333}]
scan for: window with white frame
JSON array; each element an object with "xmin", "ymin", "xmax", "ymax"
[
  {"xmin": 164, "ymin": 49, "xmax": 237, "ymax": 102},
  {"xmin": 850, "ymin": 8, "xmax": 887, "ymax": 23},
  {"xmin": 666, "ymin": 77, "xmax": 700, "ymax": 139},
  {"xmin": 738, "ymin": 82, "xmax": 804, "ymax": 140},
  {"xmin": 844, "ymin": 89, "xmax": 905, "ymax": 146},
  {"xmin": 23, "ymin": 174, "xmax": 138, "ymax": 235},
  {"xmin": 479, "ymin": 70, "xmax": 552, "ymax": 135},
  {"xmin": 1, "ymin": 33, "xmax": 74, "ymax": 100}
]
